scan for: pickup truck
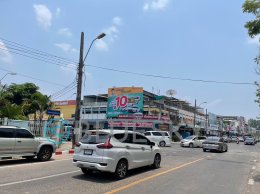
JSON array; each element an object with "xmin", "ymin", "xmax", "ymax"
[{"xmin": 0, "ymin": 125, "xmax": 57, "ymax": 161}]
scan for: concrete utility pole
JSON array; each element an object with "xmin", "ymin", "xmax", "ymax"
[
  {"xmin": 205, "ymin": 108, "xmax": 208, "ymax": 131},
  {"xmin": 193, "ymin": 99, "xmax": 197, "ymax": 129},
  {"xmin": 72, "ymin": 32, "xmax": 84, "ymax": 149}
]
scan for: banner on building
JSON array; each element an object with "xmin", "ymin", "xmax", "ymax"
[{"xmin": 107, "ymin": 87, "xmax": 143, "ymax": 118}]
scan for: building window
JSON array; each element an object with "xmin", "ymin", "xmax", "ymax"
[
  {"xmin": 85, "ymin": 108, "xmax": 91, "ymax": 114},
  {"xmin": 92, "ymin": 107, "xmax": 99, "ymax": 114},
  {"xmin": 100, "ymin": 107, "xmax": 107, "ymax": 114}
]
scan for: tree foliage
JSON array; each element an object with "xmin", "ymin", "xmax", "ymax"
[
  {"xmin": 243, "ymin": 0, "xmax": 260, "ymax": 107},
  {"xmin": 248, "ymin": 118, "xmax": 260, "ymax": 129},
  {"xmin": 0, "ymin": 83, "xmax": 52, "ymax": 120}
]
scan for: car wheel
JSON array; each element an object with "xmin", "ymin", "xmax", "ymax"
[
  {"xmin": 81, "ymin": 168, "xmax": 92, "ymax": 175},
  {"xmin": 159, "ymin": 141, "xmax": 166, "ymax": 147},
  {"xmin": 203, "ymin": 148, "xmax": 207, "ymax": 152},
  {"xmin": 189, "ymin": 143, "xmax": 194, "ymax": 148},
  {"xmin": 37, "ymin": 146, "xmax": 52, "ymax": 161},
  {"xmin": 115, "ymin": 160, "xmax": 128, "ymax": 179},
  {"xmin": 152, "ymin": 154, "xmax": 161, "ymax": 169},
  {"xmin": 225, "ymin": 146, "xmax": 228, "ymax": 152}
]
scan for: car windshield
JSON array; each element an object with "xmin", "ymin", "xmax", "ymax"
[
  {"xmin": 185, "ymin": 136, "xmax": 195, "ymax": 140},
  {"xmin": 206, "ymin": 137, "xmax": 220, "ymax": 142},
  {"xmin": 81, "ymin": 133, "xmax": 109, "ymax": 144}
]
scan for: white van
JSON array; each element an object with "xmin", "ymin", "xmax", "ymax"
[{"xmin": 143, "ymin": 131, "xmax": 171, "ymax": 147}]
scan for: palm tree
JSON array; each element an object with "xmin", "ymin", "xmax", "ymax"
[{"xmin": 30, "ymin": 92, "xmax": 53, "ymax": 136}]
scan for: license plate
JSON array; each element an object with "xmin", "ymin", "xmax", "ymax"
[{"xmin": 84, "ymin": 149, "xmax": 93, "ymax": 155}]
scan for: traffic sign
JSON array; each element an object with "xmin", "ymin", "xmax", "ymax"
[{"xmin": 47, "ymin": 109, "xmax": 61, "ymax": 116}]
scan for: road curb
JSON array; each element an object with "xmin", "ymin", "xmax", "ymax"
[{"xmin": 55, "ymin": 149, "xmax": 74, "ymax": 155}]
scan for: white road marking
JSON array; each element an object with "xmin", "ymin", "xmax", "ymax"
[
  {"xmin": 252, "ymin": 166, "xmax": 256, "ymax": 170},
  {"xmin": 0, "ymin": 170, "xmax": 80, "ymax": 187},
  {"xmin": 0, "ymin": 158, "xmax": 72, "ymax": 169},
  {"xmin": 248, "ymin": 179, "xmax": 254, "ymax": 185}
]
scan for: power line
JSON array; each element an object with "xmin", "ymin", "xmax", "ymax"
[
  {"xmin": 0, "ymin": 47, "xmax": 77, "ymax": 70},
  {"xmin": 0, "ymin": 67, "xmax": 67, "ymax": 87},
  {"xmin": 0, "ymin": 36, "xmax": 255, "ymax": 86},
  {"xmin": 51, "ymin": 85, "xmax": 77, "ymax": 100},
  {"xmin": 85, "ymin": 64, "xmax": 256, "ymax": 86},
  {"xmin": 0, "ymin": 37, "xmax": 78, "ymax": 64},
  {"xmin": 51, "ymin": 81, "xmax": 76, "ymax": 98}
]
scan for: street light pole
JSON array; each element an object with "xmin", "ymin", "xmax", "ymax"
[
  {"xmin": 72, "ymin": 32, "xmax": 106, "ymax": 149},
  {"xmin": 0, "ymin": 72, "xmax": 16, "ymax": 83}
]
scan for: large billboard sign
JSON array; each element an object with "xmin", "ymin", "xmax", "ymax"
[{"xmin": 107, "ymin": 87, "xmax": 143, "ymax": 118}]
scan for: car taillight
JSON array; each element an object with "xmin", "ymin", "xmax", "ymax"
[
  {"xmin": 75, "ymin": 142, "xmax": 81, "ymax": 147},
  {"xmin": 97, "ymin": 138, "xmax": 113, "ymax": 149}
]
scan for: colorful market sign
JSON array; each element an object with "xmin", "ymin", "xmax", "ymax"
[{"xmin": 107, "ymin": 87, "xmax": 144, "ymax": 118}]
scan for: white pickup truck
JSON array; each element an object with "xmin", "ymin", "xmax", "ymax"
[{"xmin": 0, "ymin": 125, "xmax": 57, "ymax": 161}]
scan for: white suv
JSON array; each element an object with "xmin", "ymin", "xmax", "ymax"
[
  {"xmin": 73, "ymin": 130, "xmax": 161, "ymax": 179},
  {"xmin": 0, "ymin": 126, "xmax": 56, "ymax": 161},
  {"xmin": 143, "ymin": 131, "xmax": 171, "ymax": 147}
]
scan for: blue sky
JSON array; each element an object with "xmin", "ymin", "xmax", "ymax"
[{"xmin": 0, "ymin": 0, "xmax": 259, "ymax": 120}]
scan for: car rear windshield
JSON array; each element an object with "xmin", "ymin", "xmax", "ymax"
[{"xmin": 81, "ymin": 133, "xmax": 109, "ymax": 144}]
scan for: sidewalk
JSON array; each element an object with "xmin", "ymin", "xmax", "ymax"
[
  {"xmin": 55, "ymin": 141, "xmax": 74, "ymax": 155},
  {"xmin": 246, "ymin": 148, "xmax": 260, "ymax": 194}
]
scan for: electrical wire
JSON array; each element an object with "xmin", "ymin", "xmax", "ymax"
[
  {"xmin": 0, "ymin": 66, "xmax": 67, "ymax": 87},
  {"xmin": 0, "ymin": 37, "xmax": 255, "ymax": 86}
]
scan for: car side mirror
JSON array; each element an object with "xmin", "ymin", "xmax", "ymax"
[{"xmin": 149, "ymin": 141, "xmax": 155, "ymax": 147}]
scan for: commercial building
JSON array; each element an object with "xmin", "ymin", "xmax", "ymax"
[{"xmin": 80, "ymin": 87, "xmax": 208, "ymax": 138}]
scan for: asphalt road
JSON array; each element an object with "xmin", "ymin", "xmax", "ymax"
[{"xmin": 0, "ymin": 143, "xmax": 259, "ymax": 194}]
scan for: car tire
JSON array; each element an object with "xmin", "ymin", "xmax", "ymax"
[
  {"xmin": 115, "ymin": 159, "xmax": 128, "ymax": 179},
  {"xmin": 203, "ymin": 148, "xmax": 207, "ymax": 152},
  {"xmin": 81, "ymin": 168, "xmax": 92, "ymax": 175},
  {"xmin": 37, "ymin": 146, "xmax": 53, "ymax": 162},
  {"xmin": 189, "ymin": 143, "xmax": 194, "ymax": 148},
  {"xmin": 225, "ymin": 146, "xmax": 228, "ymax": 152},
  {"xmin": 159, "ymin": 141, "xmax": 166, "ymax": 147},
  {"xmin": 152, "ymin": 154, "xmax": 161, "ymax": 169}
]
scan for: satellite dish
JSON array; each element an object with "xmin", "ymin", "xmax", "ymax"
[{"xmin": 166, "ymin": 89, "xmax": 177, "ymax": 97}]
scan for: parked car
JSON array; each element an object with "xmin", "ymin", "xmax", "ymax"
[
  {"xmin": 143, "ymin": 131, "xmax": 171, "ymax": 147},
  {"xmin": 180, "ymin": 135, "xmax": 207, "ymax": 148},
  {"xmin": 238, "ymin": 136, "xmax": 244, "ymax": 142},
  {"xmin": 222, "ymin": 135, "xmax": 231, "ymax": 143},
  {"xmin": 244, "ymin": 137, "xmax": 255, "ymax": 145},
  {"xmin": 73, "ymin": 130, "xmax": 161, "ymax": 179},
  {"xmin": 0, "ymin": 125, "xmax": 56, "ymax": 161},
  {"xmin": 202, "ymin": 137, "xmax": 228, "ymax": 152}
]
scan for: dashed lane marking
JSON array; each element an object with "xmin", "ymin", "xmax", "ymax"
[
  {"xmin": 0, "ymin": 158, "xmax": 72, "ymax": 169},
  {"xmin": 248, "ymin": 179, "xmax": 254, "ymax": 185},
  {"xmin": 0, "ymin": 170, "xmax": 80, "ymax": 187},
  {"xmin": 104, "ymin": 157, "xmax": 207, "ymax": 194}
]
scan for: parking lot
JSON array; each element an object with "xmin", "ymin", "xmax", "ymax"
[{"xmin": 0, "ymin": 142, "xmax": 259, "ymax": 194}]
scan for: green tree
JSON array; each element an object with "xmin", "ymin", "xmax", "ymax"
[
  {"xmin": 0, "ymin": 83, "xmax": 52, "ymax": 120},
  {"xmin": 243, "ymin": 0, "xmax": 260, "ymax": 106},
  {"xmin": 248, "ymin": 118, "xmax": 260, "ymax": 129}
]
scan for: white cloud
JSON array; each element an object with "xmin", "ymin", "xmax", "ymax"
[
  {"xmin": 56, "ymin": 8, "xmax": 61, "ymax": 17},
  {"xmin": 33, "ymin": 4, "xmax": 52, "ymax": 30},
  {"xmin": 247, "ymin": 34, "xmax": 260, "ymax": 44},
  {"xmin": 95, "ymin": 17, "xmax": 122, "ymax": 51},
  {"xmin": 54, "ymin": 43, "xmax": 78, "ymax": 53},
  {"xmin": 95, "ymin": 39, "xmax": 109, "ymax": 51},
  {"xmin": 58, "ymin": 28, "xmax": 72, "ymax": 37},
  {"xmin": 143, "ymin": 0, "xmax": 169, "ymax": 11},
  {"xmin": 0, "ymin": 40, "xmax": 13, "ymax": 64},
  {"xmin": 113, "ymin": 17, "xmax": 122, "ymax": 25}
]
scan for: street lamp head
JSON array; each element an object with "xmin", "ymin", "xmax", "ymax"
[
  {"xmin": 10, "ymin": 73, "xmax": 16, "ymax": 75},
  {"xmin": 96, "ymin": 33, "xmax": 106, "ymax": 39}
]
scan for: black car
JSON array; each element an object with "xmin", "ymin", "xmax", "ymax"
[{"xmin": 202, "ymin": 137, "xmax": 228, "ymax": 152}]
